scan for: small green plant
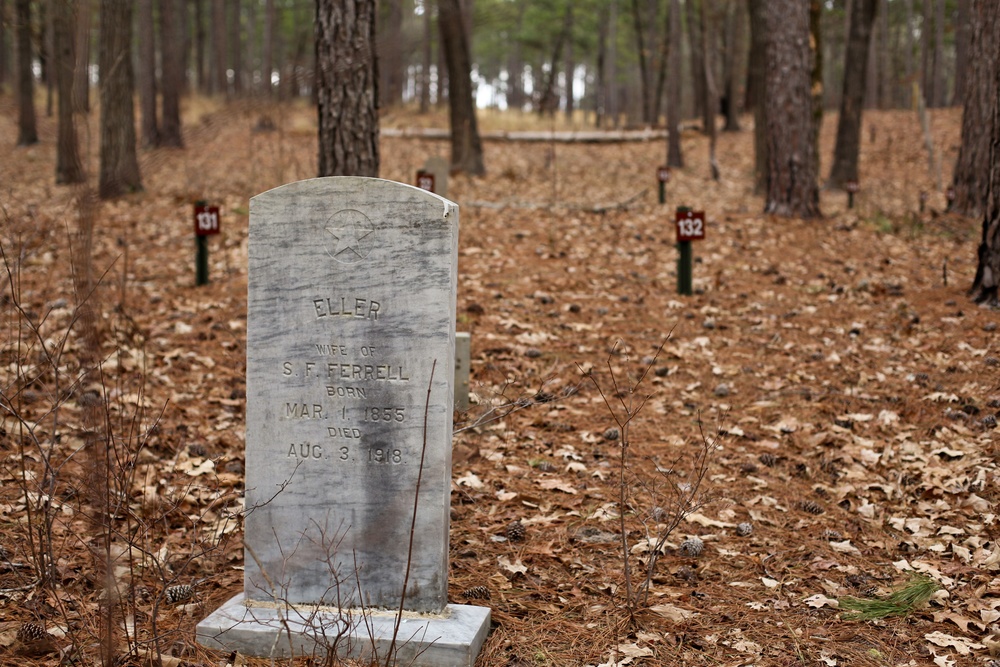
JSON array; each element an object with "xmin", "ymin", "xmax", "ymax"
[{"xmin": 839, "ymin": 575, "xmax": 940, "ymax": 620}]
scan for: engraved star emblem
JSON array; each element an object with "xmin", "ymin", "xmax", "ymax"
[
  {"xmin": 323, "ymin": 210, "xmax": 376, "ymax": 264},
  {"xmin": 326, "ymin": 220, "xmax": 372, "ymax": 258}
]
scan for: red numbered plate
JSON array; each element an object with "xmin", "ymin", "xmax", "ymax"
[
  {"xmin": 657, "ymin": 166, "xmax": 672, "ymax": 183},
  {"xmin": 675, "ymin": 210, "xmax": 705, "ymax": 242},
  {"xmin": 416, "ymin": 171, "xmax": 435, "ymax": 193},
  {"xmin": 194, "ymin": 204, "xmax": 220, "ymax": 236}
]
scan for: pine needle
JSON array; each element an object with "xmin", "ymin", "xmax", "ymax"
[{"xmin": 839, "ymin": 575, "xmax": 940, "ymax": 620}]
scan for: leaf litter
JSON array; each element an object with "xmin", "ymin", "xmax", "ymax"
[{"xmin": 0, "ymin": 104, "xmax": 997, "ymax": 665}]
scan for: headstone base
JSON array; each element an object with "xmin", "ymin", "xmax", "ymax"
[{"xmin": 197, "ymin": 593, "xmax": 490, "ymax": 667}]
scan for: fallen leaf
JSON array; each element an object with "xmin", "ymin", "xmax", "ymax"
[
  {"xmin": 804, "ymin": 594, "xmax": 839, "ymax": 609},
  {"xmin": 497, "ymin": 556, "xmax": 527, "ymax": 575},
  {"xmin": 648, "ymin": 603, "xmax": 697, "ymax": 621},
  {"xmin": 923, "ymin": 631, "xmax": 984, "ymax": 655}
]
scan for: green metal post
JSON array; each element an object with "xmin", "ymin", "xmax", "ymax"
[
  {"xmin": 196, "ymin": 235, "xmax": 209, "ymax": 286},
  {"xmin": 659, "ymin": 181, "xmax": 665, "ymax": 204},
  {"xmin": 677, "ymin": 240, "xmax": 693, "ymax": 295}
]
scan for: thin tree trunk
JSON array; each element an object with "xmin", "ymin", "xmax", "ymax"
[
  {"xmin": 137, "ymin": 0, "xmax": 158, "ymax": 147},
  {"xmin": 903, "ymin": 0, "xmax": 914, "ymax": 108},
  {"xmin": 686, "ymin": 0, "xmax": 707, "ymax": 129},
  {"xmin": 829, "ymin": 0, "xmax": 878, "ymax": 188},
  {"xmin": 315, "ymin": 0, "xmax": 379, "ymax": 177},
  {"xmin": 608, "ymin": 0, "xmax": 618, "ymax": 126},
  {"xmin": 747, "ymin": 0, "xmax": 766, "ymax": 192},
  {"xmin": 933, "ymin": 0, "xmax": 945, "ymax": 107},
  {"xmin": 763, "ymin": 0, "xmax": 819, "ymax": 217},
  {"xmin": 0, "ymin": 0, "xmax": 7, "ymax": 91},
  {"xmin": 211, "ymin": 0, "xmax": 226, "ymax": 95},
  {"xmin": 380, "ymin": 0, "xmax": 403, "ymax": 107},
  {"xmin": 16, "ymin": 0, "xmax": 37, "ymax": 145},
  {"xmin": 54, "ymin": 0, "xmax": 83, "ymax": 183},
  {"xmin": 666, "ymin": 0, "xmax": 682, "ymax": 166},
  {"xmin": 98, "ymin": 0, "xmax": 142, "ymax": 198},
  {"xmin": 564, "ymin": 6, "xmax": 574, "ymax": 121},
  {"xmin": 439, "ymin": 0, "xmax": 484, "ymax": 174},
  {"xmin": 228, "ymin": 0, "xmax": 242, "ymax": 95},
  {"xmin": 420, "ymin": 0, "xmax": 432, "ymax": 112},
  {"xmin": 194, "ymin": 0, "xmax": 206, "ymax": 92},
  {"xmin": 595, "ymin": 2, "xmax": 607, "ymax": 127},
  {"xmin": 538, "ymin": 5, "xmax": 571, "ymax": 116},
  {"xmin": 701, "ymin": 0, "xmax": 718, "ymax": 178},
  {"xmin": 159, "ymin": 0, "xmax": 183, "ymax": 147},
  {"xmin": 723, "ymin": 0, "xmax": 742, "ymax": 132},
  {"xmin": 72, "ymin": 0, "xmax": 90, "ymax": 112},
  {"xmin": 921, "ymin": 0, "xmax": 932, "ymax": 106},
  {"xmin": 44, "ymin": 0, "xmax": 53, "ymax": 116},
  {"xmin": 262, "ymin": 0, "xmax": 275, "ymax": 96},
  {"xmin": 506, "ymin": 3, "xmax": 523, "ymax": 112},
  {"xmin": 954, "ymin": 0, "xmax": 970, "ymax": 106},
  {"xmin": 878, "ymin": 0, "xmax": 889, "ymax": 108}
]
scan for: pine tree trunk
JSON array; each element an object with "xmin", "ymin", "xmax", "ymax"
[
  {"xmin": 380, "ymin": 0, "xmax": 403, "ymax": 107},
  {"xmin": 952, "ymin": 0, "xmax": 998, "ymax": 218},
  {"xmin": 0, "ymin": 0, "xmax": 7, "ymax": 91},
  {"xmin": 72, "ymin": 0, "xmax": 90, "ymax": 112},
  {"xmin": 212, "ymin": 0, "xmax": 226, "ymax": 95},
  {"xmin": 137, "ymin": 0, "xmax": 158, "ymax": 147},
  {"xmin": 160, "ymin": 0, "xmax": 183, "ymax": 147},
  {"xmin": 439, "ymin": 0, "xmax": 483, "ymax": 174},
  {"xmin": 666, "ymin": 0, "xmax": 682, "ymax": 166},
  {"xmin": 315, "ymin": 0, "xmax": 379, "ymax": 177},
  {"xmin": 564, "ymin": 6, "xmax": 574, "ymax": 121},
  {"xmin": 228, "ymin": 0, "xmax": 242, "ymax": 95},
  {"xmin": 420, "ymin": 1, "xmax": 431, "ymax": 112},
  {"xmin": 903, "ymin": 0, "xmax": 914, "ymax": 108},
  {"xmin": 954, "ymin": 0, "xmax": 971, "ymax": 106},
  {"xmin": 763, "ymin": 0, "xmax": 819, "ymax": 218},
  {"xmin": 262, "ymin": 0, "xmax": 275, "ymax": 96},
  {"xmin": 747, "ymin": 0, "xmax": 766, "ymax": 192},
  {"xmin": 829, "ymin": 0, "xmax": 878, "ymax": 189},
  {"xmin": 970, "ymin": 1, "xmax": 1000, "ymax": 304},
  {"xmin": 809, "ymin": 0, "xmax": 822, "ymax": 178},
  {"xmin": 686, "ymin": 0, "xmax": 707, "ymax": 131},
  {"xmin": 98, "ymin": 0, "xmax": 142, "ymax": 198},
  {"xmin": 54, "ymin": 0, "xmax": 83, "ymax": 183},
  {"xmin": 933, "ymin": 0, "xmax": 945, "ymax": 107},
  {"xmin": 722, "ymin": 0, "xmax": 742, "ymax": 132},
  {"xmin": 16, "ymin": 0, "xmax": 37, "ymax": 145},
  {"xmin": 194, "ymin": 0, "xmax": 207, "ymax": 92}
]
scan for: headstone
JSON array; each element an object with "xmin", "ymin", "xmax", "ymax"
[
  {"xmin": 197, "ymin": 177, "xmax": 489, "ymax": 667},
  {"xmin": 423, "ymin": 156, "xmax": 449, "ymax": 199}
]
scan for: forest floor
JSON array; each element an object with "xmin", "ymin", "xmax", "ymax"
[{"xmin": 0, "ymin": 98, "xmax": 997, "ymax": 667}]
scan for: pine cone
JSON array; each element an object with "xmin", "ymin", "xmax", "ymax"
[
  {"xmin": 758, "ymin": 453, "xmax": 778, "ymax": 467},
  {"xmin": 506, "ymin": 520, "xmax": 526, "ymax": 543},
  {"xmin": 679, "ymin": 536, "xmax": 704, "ymax": 557},
  {"xmin": 15, "ymin": 622, "xmax": 57, "ymax": 656},
  {"xmin": 462, "ymin": 585, "xmax": 490, "ymax": 600},
  {"xmin": 164, "ymin": 584, "xmax": 194, "ymax": 604},
  {"xmin": 735, "ymin": 522, "xmax": 753, "ymax": 537},
  {"xmin": 821, "ymin": 529, "xmax": 842, "ymax": 541},
  {"xmin": 799, "ymin": 500, "xmax": 824, "ymax": 515}
]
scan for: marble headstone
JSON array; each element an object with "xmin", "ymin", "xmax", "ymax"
[{"xmin": 197, "ymin": 177, "xmax": 489, "ymax": 666}]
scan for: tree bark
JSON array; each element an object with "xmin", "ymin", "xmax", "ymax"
[
  {"xmin": 686, "ymin": 0, "xmax": 707, "ymax": 130},
  {"xmin": 439, "ymin": 0, "xmax": 483, "ymax": 174},
  {"xmin": 315, "ymin": 0, "xmax": 379, "ymax": 177},
  {"xmin": 228, "ymin": 0, "xmax": 242, "ymax": 95},
  {"xmin": 954, "ymin": 0, "xmax": 971, "ymax": 106},
  {"xmin": 194, "ymin": 0, "xmax": 207, "ymax": 92},
  {"xmin": 722, "ymin": 0, "xmax": 742, "ymax": 132},
  {"xmin": 666, "ymin": 0, "xmax": 682, "ymax": 166},
  {"xmin": 933, "ymin": 0, "xmax": 945, "ymax": 107},
  {"xmin": 763, "ymin": 0, "xmax": 819, "ymax": 218},
  {"xmin": 809, "ymin": 0, "xmax": 822, "ymax": 178},
  {"xmin": 72, "ymin": 0, "xmax": 90, "ymax": 112},
  {"xmin": 0, "ymin": 0, "xmax": 7, "ymax": 91},
  {"xmin": 159, "ymin": 0, "xmax": 183, "ymax": 147},
  {"xmin": 379, "ymin": 0, "xmax": 403, "ymax": 107},
  {"xmin": 952, "ymin": 0, "xmax": 998, "ymax": 219},
  {"xmin": 970, "ymin": 1, "xmax": 1000, "ymax": 304},
  {"xmin": 421, "ymin": 0, "xmax": 432, "ymax": 112},
  {"xmin": 262, "ymin": 0, "xmax": 275, "ymax": 96},
  {"xmin": 747, "ymin": 0, "xmax": 766, "ymax": 192},
  {"xmin": 903, "ymin": 0, "xmax": 914, "ymax": 108},
  {"xmin": 538, "ymin": 4, "xmax": 572, "ymax": 116},
  {"xmin": 828, "ymin": 0, "xmax": 878, "ymax": 189},
  {"xmin": 137, "ymin": 0, "xmax": 158, "ymax": 147},
  {"xmin": 564, "ymin": 6, "xmax": 574, "ymax": 120},
  {"xmin": 98, "ymin": 0, "xmax": 142, "ymax": 198},
  {"xmin": 54, "ymin": 0, "xmax": 83, "ymax": 183},
  {"xmin": 15, "ymin": 0, "xmax": 36, "ymax": 145},
  {"xmin": 211, "ymin": 0, "xmax": 226, "ymax": 95}
]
